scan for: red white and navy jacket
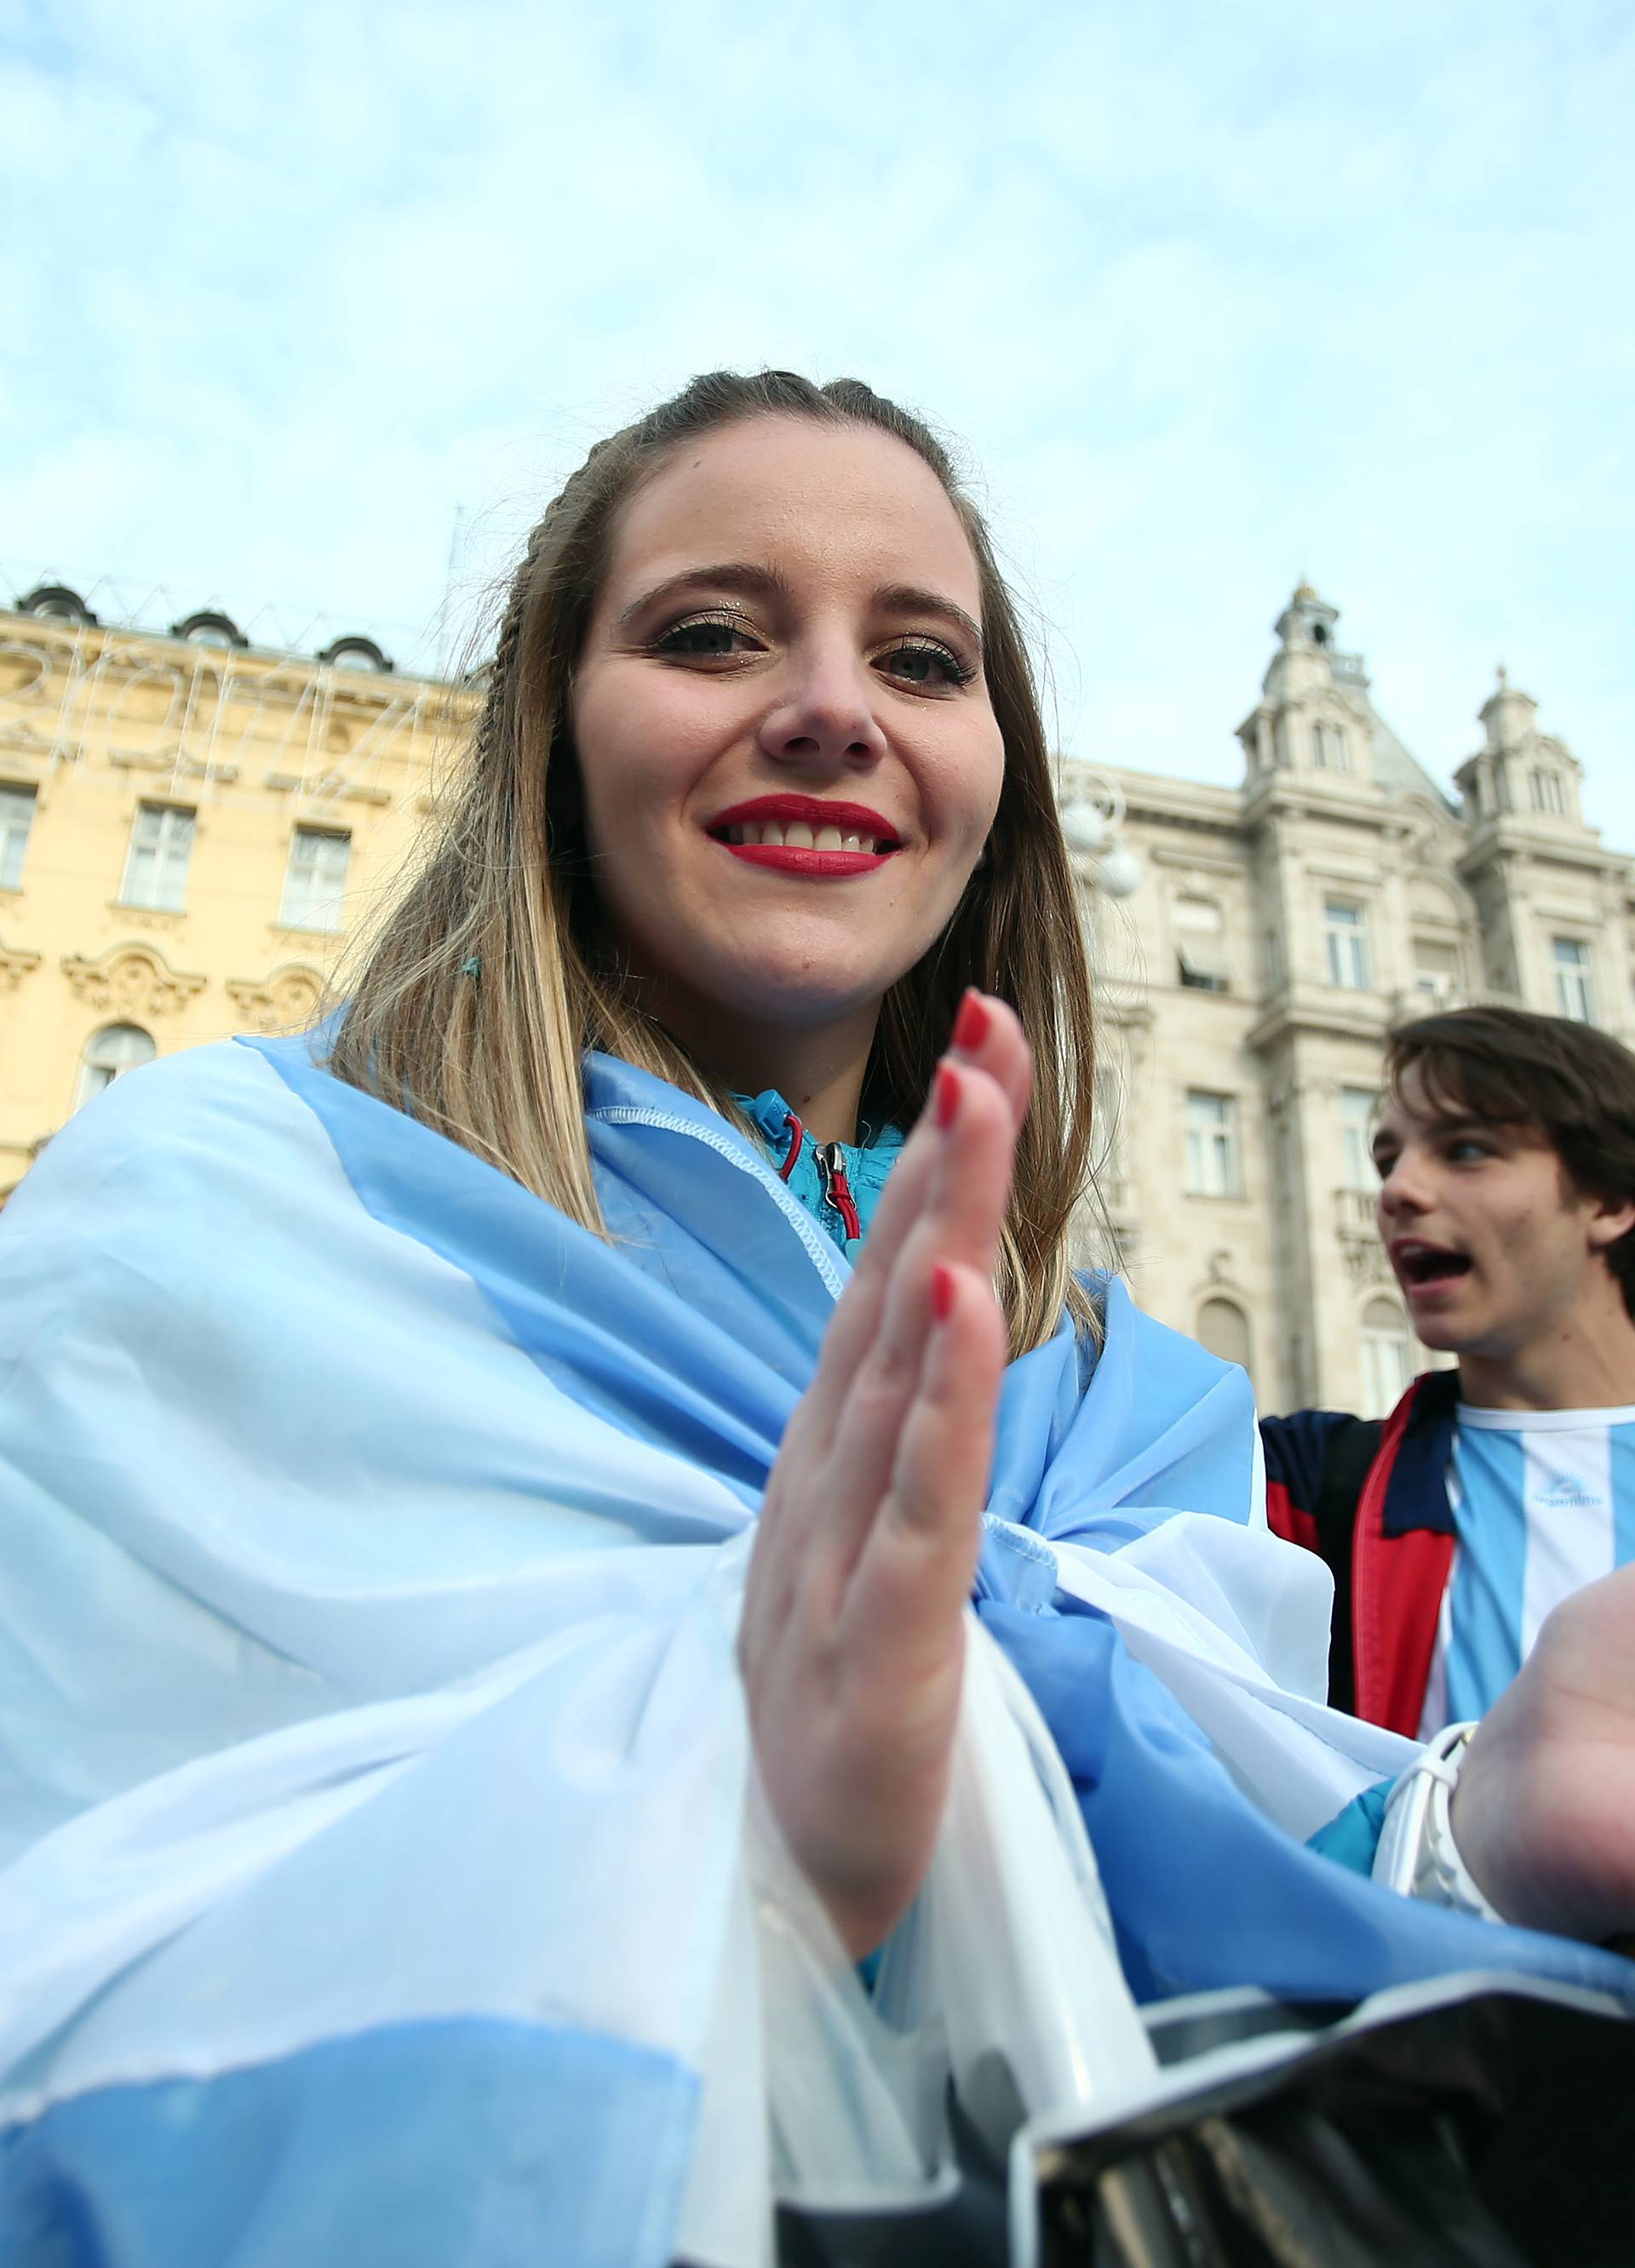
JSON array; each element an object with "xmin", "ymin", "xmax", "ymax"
[{"xmin": 1260, "ymin": 1371, "xmax": 1460, "ymax": 1734}]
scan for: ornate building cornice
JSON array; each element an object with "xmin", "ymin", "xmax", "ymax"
[
  {"xmin": 0, "ymin": 941, "xmax": 41, "ymax": 995},
  {"xmin": 226, "ymin": 965, "xmax": 327, "ymax": 1034},
  {"xmin": 60, "ymin": 942, "xmax": 207, "ymax": 1020}
]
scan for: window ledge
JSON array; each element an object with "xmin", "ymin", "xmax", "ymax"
[
  {"xmin": 108, "ymin": 901, "xmax": 186, "ymax": 925},
  {"xmin": 268, "ymin": 921, "xmax": 345, "ymax": 939}
]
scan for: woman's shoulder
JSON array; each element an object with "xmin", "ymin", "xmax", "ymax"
[
  {"xmin": 3, "ymin": 1036, "xmax": 341, "ymax": 1251},
  {"xmin": 20, "ymin": 1037, "xmax": 298, "ymax": 1163},
  {"xmin": 1064, "ymin": 1272, "xmax": 1254, "ymax": 1421}
]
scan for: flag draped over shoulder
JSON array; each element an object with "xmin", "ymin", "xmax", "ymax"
[{"xmin": 0, "ymin": 1034, "xmax": 1629, "ymax": 2268}]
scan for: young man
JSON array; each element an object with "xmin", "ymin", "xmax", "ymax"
[{"xmin": 1262, "ymin": 1005, "xmax": 1635, "ymax": 1735}]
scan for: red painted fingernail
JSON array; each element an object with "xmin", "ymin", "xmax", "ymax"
[
  {"xmin": 931, "ymin": 1263, "xmax": 956, "ymax": 1324},
  {"xmin": 934, "ymin": 1063, "xmax": 960, "ymax": 1130},
  {"xmin": 953, "ymin": 990, "xmax": 990, "ymax": 1052}
]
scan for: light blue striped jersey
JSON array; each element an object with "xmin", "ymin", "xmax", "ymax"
[{"xmin": 1419, "ymin": 1403, "xmax": 1635, "ymax": 1732}]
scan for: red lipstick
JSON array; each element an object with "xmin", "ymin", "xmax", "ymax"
[{"xmin": 707, "ymin": 793, "xmax": 904, "ymax": 879}]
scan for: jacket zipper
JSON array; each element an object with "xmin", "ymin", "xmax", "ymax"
[
  {"xmin": 591, "ymin": 1103, "xmax": 846, "ymax": 1298},
  {"xmin": 815, "ymin": 1142, "xmax": 863, "ymax": 1241}
]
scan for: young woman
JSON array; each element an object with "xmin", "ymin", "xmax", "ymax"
[{"xmin": 1, "ymin": 371, "xmax": 1632, "ymax": 2268}]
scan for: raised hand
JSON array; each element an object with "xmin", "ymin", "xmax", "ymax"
[
  {"xmin": 1451, "ymin": 1563, "xmax": 1635, "ymax": 1945},
  {"xmin": 738, "ymin": 992, "xmax": 1031, "ymax": 1958}
]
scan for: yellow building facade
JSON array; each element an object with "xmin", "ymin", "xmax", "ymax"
[{"xmin": 0, "ymin": 591, "xmax": 474, "ymax": 1197}]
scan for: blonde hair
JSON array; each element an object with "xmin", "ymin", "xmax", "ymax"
[{"xmin": 329, "ymin": 370, "xmax": 1098, "ymax": 1354}]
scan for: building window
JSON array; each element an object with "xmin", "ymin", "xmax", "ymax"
[
  {"xmin": 1323, "ymin": 898, "xmax": 1370, "ymax": 990},
  {"xmin": 1196, "ymin": 1296, "xmax": 1254, "ymax": 1384},
  {"xmin": 1410, "ymin": 936, "xmax": 1460, "ymax": 1004},
  {"xmin": 1311, "ymin": 722, "xmax": 1350, "ymax": 773},
  {"xmin": 120, "ymin": 804, "xmax": 195, "ymax": 912},
  {"xmin": 1184, "ymin": 1091, "xmax": 1240, "ymax": 1198},
  {"xmin": 1092, "ymin": 1061, "xmax": 1125, "ymax": 1209},
  {"xmin": 1340, "ymin": 1087, "xmax": 1378, "ymax": 1192},
  {"xmin": 1360, "ymin": 1295, "xmax": 1414, "ymax": 1419},
  {"xmin": 1529, "ymin": 768, "xmax": 1566, "ymax": 816},
  {"xmin": 279, "ymin": 826, "xmax": 352, "ymax": 932},
  {"xmin": 1173, "ymin": 896, "xmax": 1230, "ymax": 992},
  {"xmin": 1553, "ymin": 936, "xmax": 1595, "ymax": 1023},
  {"xmin": 75, "ymin": 1023, "xmax": 156, "ymax": 1110},
  {"xmin": 0, "ymin": 783, "xmax": 36, "ymax": 891}
]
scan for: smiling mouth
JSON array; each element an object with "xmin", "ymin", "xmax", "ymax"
[{"xmin": 709, "ymin": 817, "xmax": 899, "ymax": 854}]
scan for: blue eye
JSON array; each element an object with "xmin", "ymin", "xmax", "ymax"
[{"xmin": 881, "ymin": 640, "xmax": 973, "ymax": 689}]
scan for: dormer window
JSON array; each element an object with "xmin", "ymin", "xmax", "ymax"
[
  {"xmin": 14, "ymin": 583, "xmax": 98, "ymax": 626},
  {"xmin": 169, "ymin": 610, "xmax": 248, "ymax": 650},
  {"xmin": 1529, "ymin": 767, "xmax": 1566, "ymax": 816},
  {"xmin": 318, "ymin": 635, "xmax": 393, "ymax": 674},
  {"xmin": 1311, "ymin": 722, "xmax": 1351, "ymax": 772}
]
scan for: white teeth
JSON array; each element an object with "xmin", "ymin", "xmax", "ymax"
[{"xmin": 720, "ymin": 817, "xmax": 888, "ymax": 851}]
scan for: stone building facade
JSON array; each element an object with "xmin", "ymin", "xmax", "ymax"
[
  {"xmin": 3, "ymin": 576, "xmax": 1630, "ymax": 1420},
  {"xmin": 1069, "ymin": 583, "xmax": 1634, "ymax": 1417},
  {"xmin": 0, "ymin": 586, "xmax": 473, "ymax": 1197}
]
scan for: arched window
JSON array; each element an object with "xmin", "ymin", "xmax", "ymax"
[
  {"xmin": 169, "ymin": 610, "xmax": 247, "ymax": 650},
  {"xmin": 15, "ymin": 582, "xmax": 98, "ymax": 627},
  {"xmin": 76, "ymin": 1023, "xmax": 156, "ymax": 1111},
  {"xmin": 1196, "ymin": 1296, "xmax": 1253, "ymax": 1381},
  {"xmin": 1360, "ymin": 1295, "xmax": 1414, "ymax": 1418},
  {"xmin": 317, "ymin": 634, "xmax": 394, "ymax": 673}
]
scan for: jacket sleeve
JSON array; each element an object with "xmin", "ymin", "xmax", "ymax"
[{"xmin": 1259, "ymin": 1410, "xmax": 1353, "ymax": 1555}]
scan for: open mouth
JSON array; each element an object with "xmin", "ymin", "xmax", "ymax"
[
  {"xmin": 1397, "ymin": 1246, "xmax": 1473, "ymax": 1288},
  {"xmin": 708, "ymin": 819, "xmax": 899, "ymax": 854}
]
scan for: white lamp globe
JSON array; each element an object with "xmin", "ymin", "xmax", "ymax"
[
  {"xmin": 1095, "ymin": 844, "xmax": 1143, "ymax": 899},
  {"xmin": 1060, "ymin": 800, "xmax": 1110, "ymax": 856}
]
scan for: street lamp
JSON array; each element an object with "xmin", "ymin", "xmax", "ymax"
[{"xmin": 1060, "ymin": 770, "xmax": 1142, "ymax": 898}]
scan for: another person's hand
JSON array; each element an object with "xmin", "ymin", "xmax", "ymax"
[
  {"xmin": 738, "ymin": 992, "xmax": 1030, "ymax": 1958},
  {"xmin": 1451, "ymin": 1564, "xmax": 1635, "ymax": 1945}
]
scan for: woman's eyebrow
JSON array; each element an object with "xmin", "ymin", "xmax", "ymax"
[
  {"xmin": 617, "ymin": 562, "xmax": 792, "ymax": 627},
  {"xmin": 875, "ymin": 583, "xmax": 984, "ymax": 651},
  {"xmin": 616, "ymin": 566, "xmax": 984, "ymax": 650}
]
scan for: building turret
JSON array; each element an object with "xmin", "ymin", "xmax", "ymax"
[
  {"xmin": 1454, "ymin": 667, "xmax": 1586, "ymax": 827},
  {"xmin": 1238, "ymin": 581, "xmax": 1373, "ymax": 782}
]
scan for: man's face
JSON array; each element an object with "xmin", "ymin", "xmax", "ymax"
[{"xmin": 1372, "ymin": 1065, "xmax": 1630, "ymax": 1360}]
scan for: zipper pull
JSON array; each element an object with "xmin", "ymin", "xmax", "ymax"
[{"xmin": 816, "ymin": 1143, "xmax": 863, "ymax": 1242}]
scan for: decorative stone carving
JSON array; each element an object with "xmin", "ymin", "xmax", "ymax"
[
  {"xmin": 226, "ymin": 964, "xmax": 326, "ymax": 1034},
  {"xmin": 0, "ymin": 942, "xmax": 41, "ymax": 995},
  {"xmin": 60, "ymin": 943, "xmax": 206, "ymax": 1020},
  {"xmin": 1340, "ymin": 1231, "xmax": 1393, "ymax": 1286}
]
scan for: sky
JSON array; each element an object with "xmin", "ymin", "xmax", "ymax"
[{"xmin": 3, "ymin": 0, "xmax": 1632, "ymax": 832}]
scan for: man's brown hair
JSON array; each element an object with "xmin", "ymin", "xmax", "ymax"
[{"xmin": 1386, "ymin": 1005, "xmax": 1635, "ymax": 1318}]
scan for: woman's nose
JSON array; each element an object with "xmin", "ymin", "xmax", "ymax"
[{"xmin": 756, "ymin": 648, "xmax": 888, "ymax": 770}]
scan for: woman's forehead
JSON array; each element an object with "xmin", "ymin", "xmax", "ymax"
[{"xmin": 601, "ymin": 415, "xmax": 983, "ymax": 606}]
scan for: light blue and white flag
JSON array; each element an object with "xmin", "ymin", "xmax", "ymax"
[{"xmin": 1, "ymin": 1034, "xmax": 1630, "ymax": 2267}]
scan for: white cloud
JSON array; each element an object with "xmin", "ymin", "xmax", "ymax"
[{"xmin": 3, "ymin": 0, "xmax": 1632, "ymax": 831}]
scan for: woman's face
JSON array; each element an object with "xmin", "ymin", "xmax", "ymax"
[{"xmin": 571, "ymin": 415, "xmax": 1005, "ymax": 1059}]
